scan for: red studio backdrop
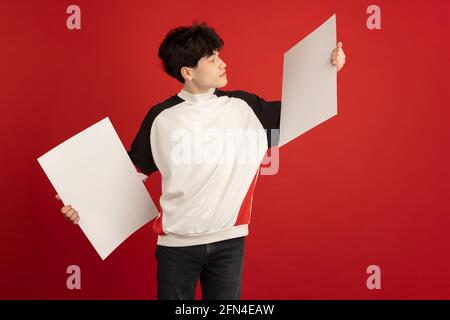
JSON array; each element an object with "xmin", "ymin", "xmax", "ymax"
[{"xmin": 1, "ymin": 0, "xmax": 449, "ymax": 300}]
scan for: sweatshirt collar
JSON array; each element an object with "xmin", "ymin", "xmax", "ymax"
[{"xmin": 177, "ymin": 87, "xmax": 216, "ymax": 103}]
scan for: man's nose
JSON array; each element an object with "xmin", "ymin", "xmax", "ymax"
[{"xmin": 219, "ymin": 58, "xmax": 227, "ymax": 69}]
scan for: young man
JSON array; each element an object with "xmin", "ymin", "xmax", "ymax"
[{"xmin": 57, "ymin": 21, "xmax": 346, "ymax": 300}]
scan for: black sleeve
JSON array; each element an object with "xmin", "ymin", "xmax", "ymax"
[
  {"xmin": 127, "ymin": 107, "xmax": 159, "ymax": 175},
  {"xmin": 219, "ymin": 90, "xmax": 281, "ymax": 148}
]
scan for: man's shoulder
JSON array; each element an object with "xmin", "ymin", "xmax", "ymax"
[
  {"xmin": 215, "ymin": 88, "xmax": 257, "ymax": 99},
  {"xmin": 143, "ymin": 93, "xmax": 184, "ymax": 122},
  {"xmin": 215, "ymin": 89, "xmax": 266, "ymax": 109}
]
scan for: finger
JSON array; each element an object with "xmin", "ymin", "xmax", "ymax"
[
  {"xmin": 61, "ymin": 205, "xmax": 72, "ymax": 214},
  {"xmin": 331, "ymin": 57, "xmax": 340, "ymax": 65},
  {"xmin": 337, "ymin": 41, "xmax": 342, "ymax": 48},
  {"xmin": 333, "ymin": 54, "xmax": 344, "ymax": 64},
  {"xmin": 55, "ymin": 194, "xmax": 61, "ymax": 201},
  {"xmin": 332, "ymin": 57, "xmax": 342, "ymax": 68},
  {"xmin": 332, "ymin": 50, "xmax": 344, "ymax": 58},
  {"xmin": 65, "ymin": 208, "xmax": 76, "ymax": 219},
  {"xmin": 331, "ymin": 53, "xmax": 340, "ymax": 60},
  {"xmin": 64, "ymin": 208, "xmax": 75, "ymax": 218},
  {"xmin": 336, "ymin": 49, "xmax": 346, "ymax": 59},
  {"xmin": 69, "ymin": 212, "xmax": 79, "ymax": 222},
  {"xmin": 74, "ymin": 216, "xmax": 80, "ymax": 224}
]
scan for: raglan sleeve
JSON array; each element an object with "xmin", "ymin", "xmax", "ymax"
[
  {"xmin": 126, "ymin": 107, "xmax": 159, "ymax": 181},
  {"xmin": 231, "ymin": 90, "xmax": 281, "ymax": 148}
]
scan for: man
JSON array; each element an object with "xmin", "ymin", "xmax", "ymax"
[{"xmin": 56, "ymin": 21, "xmax": 346, "ymax": 299}]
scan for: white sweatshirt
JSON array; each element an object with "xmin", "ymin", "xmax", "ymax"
[{"xmin": 127, "ymin": 87, "xmax": 280, "ymax": 247}]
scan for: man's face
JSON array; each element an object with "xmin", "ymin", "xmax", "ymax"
[{"xmin": 188, "ymin": 50, "xmax": 227, "ymax": 88}]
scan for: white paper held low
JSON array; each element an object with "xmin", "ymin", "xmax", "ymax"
[{"xmin": 37, "ymin": 117, "xmax": 159, "ymax": 260}]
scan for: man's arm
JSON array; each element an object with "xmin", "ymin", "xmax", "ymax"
[{"xmin": 127, "ymin": 107, "xmax": 160, "ymax": 180}]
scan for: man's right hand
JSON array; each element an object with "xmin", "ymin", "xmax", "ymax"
[{"xmin": 55, "ymin": 194, "xmax": 80, "ymax": 224}]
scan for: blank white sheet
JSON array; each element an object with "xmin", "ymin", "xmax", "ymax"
[
  {"xmin": 37, "ymin": 117, "xmax": 159, "ymax": 260},
  {"xmin": 280, "ymin": 14, "xmax": 337, "ymax": 147}
]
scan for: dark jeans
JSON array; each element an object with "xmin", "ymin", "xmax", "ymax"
[{"xmin": 155, "ymin": 236, "xmax": 246, "ymax": 300}]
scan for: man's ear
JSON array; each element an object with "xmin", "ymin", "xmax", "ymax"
[{"xmin": 180, "ymin": 66, "xmax": 193, "ymax": 81}]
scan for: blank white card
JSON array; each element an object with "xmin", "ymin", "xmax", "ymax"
[
  {"xmin": 37, "ymin": 117, "xmax": 159, "ymax": 260},
  {"xmin": 280, "ymin": 14, "xmax": 337, "ymax": 147}
]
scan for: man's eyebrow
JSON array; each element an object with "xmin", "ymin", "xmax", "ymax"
[{"xmin": 205, "ymin": 51, "xmax": 219, "ymax": 61}]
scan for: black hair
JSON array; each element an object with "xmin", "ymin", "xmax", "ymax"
[{"xmin": 158, "ymin": 21, "xmax": 224, "ymax": 83}]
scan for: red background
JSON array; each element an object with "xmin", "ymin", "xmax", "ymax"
[{"xmin": 1, "ymin": 0, "xmax": 450, "ymax": 299}]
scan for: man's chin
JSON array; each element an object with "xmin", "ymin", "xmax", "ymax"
[{"xmin": 216, "ymin": 78, "xmax": 228, "ymax": 88}]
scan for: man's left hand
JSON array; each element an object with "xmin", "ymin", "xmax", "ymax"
[{"xmin": 331, "ymin": 42, "xmax": 346, "ymax": 72}]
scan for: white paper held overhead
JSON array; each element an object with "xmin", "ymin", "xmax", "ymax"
[{"xmin": 280, "ymin": 14, "xmax": 337, "ymax": 147}]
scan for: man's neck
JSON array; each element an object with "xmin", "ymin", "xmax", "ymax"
[{"xmin": 183, "ymin": 82, "xmax": 214, "ymax": 94}]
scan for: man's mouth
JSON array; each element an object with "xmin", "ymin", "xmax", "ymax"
[{"xmin": 220, "ymin": 72, "xmax": 227, "ymax": 77}]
